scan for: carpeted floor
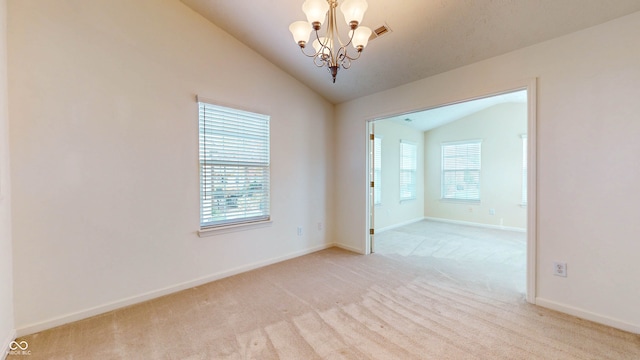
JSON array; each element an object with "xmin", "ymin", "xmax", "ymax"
[
  {"xmin": 374, "ymin": 220, "xmax": 527, "ymax": 294},
  {"xmin": 9, "ymin": 235, "xmax": 640, "ymax": 359}
]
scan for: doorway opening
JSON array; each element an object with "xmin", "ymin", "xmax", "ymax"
[{"xmin": 366, "ymin": 84, "xmax": 536, "ymax": 303}]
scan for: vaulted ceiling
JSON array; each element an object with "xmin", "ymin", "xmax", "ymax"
[{"xmin": 181, "ymin": 0, "xmax": 640, "ymax": 104}]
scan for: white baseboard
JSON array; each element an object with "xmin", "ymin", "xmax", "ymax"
[
  {"xmin": 332, "ymin": 242, "xmax": 365, "ymax": 255},
  {"xmin": 425, "ymin": 216, "xmax": 526, "ymax": 232},
  {"xmin": 2, "ymin": 329, "xmax": 16, "ymax": 360},
  {"xmin": 15, "ymin": 243, "xmax": 335, "ymax": 337},
  {"xmin": 376, "ymin": 217, "xmax": 426, "ymax": 234},
  {"xmin": 536, "ymin": 297, "xmax": 640, "ymax": 334}
]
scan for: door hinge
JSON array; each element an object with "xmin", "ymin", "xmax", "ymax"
[
  {"xmin": 370, "ymin": 228, "xmax": 375, "ymax": 235},
  {"xmin": 370, "ymin": 181, "xmax": 374, "ymax": 188},
  {"xmin": 370, "ymin": 134, "xmax": 375, "ymax": 140}
]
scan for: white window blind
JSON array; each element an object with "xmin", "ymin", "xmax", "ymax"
[
  {"xmin": 373, "ymin": 137, "xmax": 382, "ymax": 205},
  {"xmin": 198, "ymin": 101, "xmax": 270, "ymax": 228},
  {"xmin": 441, "ymin": 140, "xmax": 481, "ymax": 201},
  {"xmin": 399, "ymin": 140, "xmax": 417, "ymax": 201},
  {"xmin": 521, "ymin": 134, "xmax": 527, "ymax": 205}
]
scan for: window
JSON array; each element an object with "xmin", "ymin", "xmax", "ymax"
[
  {"xmin": 441, "ymin": 140, "xmax": 481, "ymax": 201},
  {"xmin": 521, "ymin": 134, "xmax": 527, "ymax": 205},
  {"xmin": 399, "ymin": 140, "xmax": 417, "ymax": 201},
  {"xmin": 198, "ymin": 100, "xmax": 270, "ymax": 228},
  {"xmin": 373, "ymin": 137, "xmax": 382, "ymax": 205}
]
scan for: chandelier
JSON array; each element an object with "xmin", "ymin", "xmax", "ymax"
[{"xmin": 289, "ymin": 0, "xmax": 372, "ymax": 83}]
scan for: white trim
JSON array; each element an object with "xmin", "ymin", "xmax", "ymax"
[
  {"xmin": 198, "ymin": 220, "xmax": 272, "ymax": 237},
  {"xmin": 536, "ymin": 297, "xmax": 640, "ymax": 335},
  {"xmin": 195, "ymin": 95, "xmax": 268, "ymax": 119},
  {"xmin": 2, "ymin": 329, "xmax": 16, "ymax": 360},
  {"xmin": 366, "ymin": 121, "xmax": 374, "ymax": 255},
  {"xmin": 525, "ymin": 78, "xmax": 537, "ymax": 305},
  {"xmin": 15, "ymin": 243, "xmax": 335, "ymax": 337},
  {"xmin": 439, "ymin": 198, "xmax": 481, "ymax": 204},
  {"xmin": 441, "ymin": 138, "xmax": 483, "ymax": 146},
  {"xmin": 425, "ymin": 216, "xmax": 526, "ymax": 233},
  {"xmin": 332, "ymin": 242, "xmax": 365, "ymax": 255},
  {"xmin": 373, "ymin": 136, "xmax": 382, "ymax": 206},
  {"xmin": 375, "ymin": 217, "xmax": 426, "ymax": 234},
  {"xmin": 364, "ymin": 79, "xmax": 538, "ymax": 304}
]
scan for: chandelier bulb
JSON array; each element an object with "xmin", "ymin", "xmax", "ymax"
[
  {"xmin": 302, "ymin": 0, "xmax": 330, "ymax": 26},
  {"xmin": 289, "ymin": 20, "xmax": 312, "ymax": 47},
  {"xmin": 350, "ymin": 26, "xmax": 372, "ymax": 50},
  {"xmin": 340, "ymin": 0, "xmax": 368, "ymax": 28}
]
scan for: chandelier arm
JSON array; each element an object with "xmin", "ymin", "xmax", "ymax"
[
  {"xmin": 341, "ymin": 57, "xmax": 352, "ymax": 69},
  {"xmin": 334, "ymin": 25, "xmax": 350, "ymax": 49},
  {"xmin": 313, "ymin": 29, "xmax": 336, "ymax": 66},
  {"xmin": 343, "ymin": 50, "xmax": 363, "ymax": 61},
  {"xmin": 336, "ymin": 45, "xmax": 349, "ymax": 66},
  {"xmin": 327, "ymin": 3, "xmax": 339, "ymax": 67},
  {"xmin": 313, "ymin": 54, "xmax": 329, "ymax": 67},
  {"xmin": 300, "ymin": 46, "xmax": 320, "ymax": 58},
  {"xmin": 313, "ymin": 28, "xmax": 322, "ymax": 44},
  {"xmin": 341, "ymin": 26, "xmax": 356, "ymax": 49}
]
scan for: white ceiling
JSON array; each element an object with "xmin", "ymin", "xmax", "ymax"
[
  {"xmin": 181, "ymin": 0, "xmax": 640, "ymax": 105},
  {"xmin": 385, "ymin": 90, "xmax": 527, "ymax": 132}
]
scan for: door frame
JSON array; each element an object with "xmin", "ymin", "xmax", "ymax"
[{"xmin": 365, "ymin": 78, "xmax": 537, "ymax": 304}]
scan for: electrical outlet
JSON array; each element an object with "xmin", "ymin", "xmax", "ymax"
[
  {"xmin": 553, "ymin": 262, "xmax": 567, "ymax": 277},
  {"xmin": 489, "ymin": 208, "xmax": 496, "ymax": 215},
  {"xmin": 317, "ymin": 222, "xmax": 323, "ymax": 231},
  {"xmin": 297, "ymin": 227, "xmax": 303, "ymax": 236}
]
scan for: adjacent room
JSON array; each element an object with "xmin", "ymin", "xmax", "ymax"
[
  {"xmin": 372, "ymin": 91, "xmax": 528, "ymax": 295},
  {"xmin": 2, "ymin": 0, "xmax": 640, "ymax": 358}
]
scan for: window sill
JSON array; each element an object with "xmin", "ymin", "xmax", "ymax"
[
  {"xmin": 198, "ymin": 220, "xmax": 273, "ymax": 237},
  {"xmin": 439, "ymin": 198, "xmax": 481, "ymax": 204}
]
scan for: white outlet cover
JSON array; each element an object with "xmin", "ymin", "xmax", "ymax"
[{"xmin": 553, "ymin": 262, "xmax": 567, "ymax": 277}]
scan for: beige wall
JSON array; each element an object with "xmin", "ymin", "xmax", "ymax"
[
  {"xmin": 0, "ymin": 0, "xmax": 15, "ymax": 348},
  {"xmin": 335, "ymin": 12, "xmax": 640, "ymax": 332},
  {"xmin": 8, "ymin": 0, "xmax": 334, "ymax": 334},
  {"xmin": 424, "ymin": 103, "xmax": 527, "ymax": 230},
  {"xmin": 373, "ymin": 121, "xmax": 424, "ymax": 230}
]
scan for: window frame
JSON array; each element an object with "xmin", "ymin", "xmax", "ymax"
[
  {"xmin": 197, "ymin": 98, "xmax": 271, "ymax": 235},
  {"xmin": 373, "ymin": 136, "xmax": 382, "ymax": 205},
  {"xmin": 440, "ymin": 139, "xmax": 482, "ymax": 202},
  {"xmin": 521, "ymin": 134, "xmax": 527, "ymax": 206},
  {"xmin": 399, "ymin": 140, "xmax": 417, "ymax": 202}
]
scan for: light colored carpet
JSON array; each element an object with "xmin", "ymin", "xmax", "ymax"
[
  {"xmin": 9, "ymin": 246, "xmax": 640, "ymax": 359},
  {"xmin": 374, "ymin": 220, "xmax": 527, "ymax": 294}
]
